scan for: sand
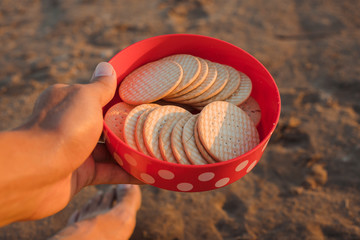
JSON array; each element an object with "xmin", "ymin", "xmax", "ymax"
[{"xmin": 0, "ymin": 0, "xmax": 360, "ymax": 239}]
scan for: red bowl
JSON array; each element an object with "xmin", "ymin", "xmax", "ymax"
[{"xmin": 103, "ymin": 34, "xmax": 281, "ymax": 192}]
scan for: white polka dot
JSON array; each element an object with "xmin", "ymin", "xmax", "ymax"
[
  {"xmin": 246, "ymin": 160, "xmax": 258, "ymax": 173},
  {"xmin": 124, "ymin": 153, "xmax": 137, "ymax": 166},
  {"xmin": 235, "ymin": 160, "xmax": 249, "ymax": 172},
  {"xmin": 140, "ymin": 173, "xmax": 155, "ymax": 184},
  {"xmin": 113, "ymin": 152, "xmax": 123, "ymax": 166},
  {"xmin": 158, "ymin": 170, "xmax": 175, "ymax": 180},
  {"xmin": 198, "ymin": 172, "xmax": 215, "ymax": 182},
  {"xmin": 177, "ymin": 183, "xmax": 193, "ymax": 192},
  {"xmin": 262, "ymin": 139, "xmax": 270, "ymax": 152},
  {"xmin": 215, "ymin": 178, "xmax": 230, "ymax": 188}
]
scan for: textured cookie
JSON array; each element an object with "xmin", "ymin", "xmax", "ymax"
[
  {"xmin": 104, "ymin": 102, "xmax": 134, "ymax": 141},
  {"xmin": 143, "ymin": 106, "xmax": 190, "ymax": 160},
  {"xmin": 165, "ymin": 58, "xmax": 208, "ymax": 99},
  {"xmin": 165, "ymin": 60, "xmax": 217, "ymax": 102},
  {"xmin": 162, "ymin": 54, "xmax": 200, "ymax": 95},
  {"xmin": 178, "ymin": 63, "xmax": 229, "ymax": 104},
  {"xmin": 171, "ymin": 117, "xmax": 193, "ymax": 165},
  {"xmin": 239, "ymin": 96, "xmax": 261, "ymax": 126},
  {"xmin": 192, "ymin": 65, "xmax": 241, "ymax": 107},
  {"xmin": 194, "ymin": 119, "xmax": 217, "ymax": 164},
  {"xmin": 119, "ymin": 60, "xmax": 182, "ymax": 104},
  {"xmin": 135, "ymin": 108, "xmax": 158, "ymax": 155},
  {"xmin": 159, "ymin": 115, "xmax": 192, "ymax": 163},
  {"xmin": 154, "ymin": 100, "xmax": 198, "ymax": 113},
  {"xmin": 123, "ymin": 103, "xmax": 159, "ymax": 150},
  {"xmin": 182, "ymin": 115, "xmax": 208, "ymax": 165},
  {"xmin": 197, "ymin": 101, "xmax": 260, "ymax": 161},
  {"xmin": 224, "ymin": 72, "xmax": 252, "ymax": 106}
]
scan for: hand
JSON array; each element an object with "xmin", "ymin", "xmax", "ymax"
[{"xmin": 0, "ymin": 62, "xmax": 141, "ymax": 226}]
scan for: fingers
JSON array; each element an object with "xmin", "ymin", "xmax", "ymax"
[
  {"xmin": 84, "ymin": 144, "xmax": 143, "ymax": 185},
  {"xmin": 72, "ymin": 155, "xmax": 143, "ymax": 196},
  {"xmin": 90, "ymin": 145, "xmax": 143, "ymax": 185},
  {"xmin": 89, "ymin": 162, "xmax": 143, "ymax": 186},
  {"xmin": 92, "ymin": 143, "xmax": 113, "ymax": 163},
  {"xmin": 87, "ymin": 62, "xmax": 117, "ymax": 107}
]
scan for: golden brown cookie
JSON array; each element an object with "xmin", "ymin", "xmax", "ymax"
[
  {"xmin": 143, "ymin": 106, "xmax": 190, "ymax": 160},
  {"xmin": 159, "ymin": 115, "xmax": 192, "ymax": 163},
  {"xmin": 192, "ymin": 65, "xmax": 241, "ymax": 106},
  {"xmin": 162, "ymin": 54, "xmax": 200, "ymax": 95},
  {"xmin": 182, "ymin": 115, "xmax": 208, "ymax": 165},
  {"xmin": 104, "ymin": 102, "xmax": 134, "ymax": 141},
  {"xmin": 197, "ymin": 101, "xmax": 259, "ymax": 161},
  {"xmin": 239, "ymin": 96, "xmax": 261, "ymax": 126},
  {"xmin": 165, "ymin": 60, "xmax": 217, "ymax": 102},
  {"xmin": 171, "ymin": 117, "xmax": 193, "ymax": 165},
  {"xmin": 178, "ymin": 62, "xmax": 229, "ymax": 104},
  {"xmin": 165, "ymin": 57, "xmax": 208, "ymax": 98},
  {"xmin": 224, "ymin": 71, "xmax": 252, "ymax": 106},
  {"xmin": 119, "ymin": 60, "xmax": 182, "ymax": 104},
  {"xmin": 123, "ymin": 104, "xmax": 159, "ymax": 150},
  {"xmin": 135, "ymin": 107, "xmax": 158, "ymax": 155},
  {"xmin": 194, "ymin": 119, "xmax": 217, "ymax": 164}
]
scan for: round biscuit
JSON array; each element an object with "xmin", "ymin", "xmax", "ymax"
[
  {"xmin": 171, "ymin": 117, "xmax": 192, "ymax": 165},
  {"xmin": 197, "ymin": 101, "xmax": 260, "ymax": 161},
  {"xmin": 123, "ymin": 103, "xmax": 159, "ymax": 150},
  {"xmin": 135, "ymin": 108, "xmax": 158, "ymax": 155},
  {"xmin": 224, "ymin": 72, "xmax": 252, "ymax": 106},
  {"xmin": 119, "ymin": 60, "xmax": 182, "ymax": 104},
  {"xmin": 165, "ymin": 60, "xmax": 217, "ymax": 102},
  {"xmin": 162, "ymin": 54, "xmax": 201, "ymax": 94},
  {"xmin": 143, "ymin": 106, "xmax": 190, "ymax": 160},
  {"xmin": 159, "ymin": 115, "xmax": 192, "ymax": 163},
  {"xmin": 154, "ymin": 100, "xmax": 198, "ymax": 113},
  {"xmin": 182, "ymin": 115, "xmax": 208, "ymax": 165},
  {"xmin": 165, "ymin": 58, "xmax": 208, "ymax": 98},
  {"xmin": 239, "ymin": 96, "xmax": 261, "ymax": 126},
  {"xmin": 178, "ymin": 62, "xmax": 229, "ymax": 104},
  {"xmin": 192, "ymin": 65, "xmax": 241, "ymax": 107},
  {"xmin": 194, "ymin": 119, "xmax": 217, "ymax": 164},
  {"xmin": 104, "ymin": 102, "xmax": 134, "ymax": 141}
]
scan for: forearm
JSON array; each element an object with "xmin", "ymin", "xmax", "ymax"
[
  {"xmin": 0, "ymin": 129, "xmax": 62, "ymax": 226},
  {"xmin": 0, "ymin": 62, "xmax": 118, "ymax": 226}
]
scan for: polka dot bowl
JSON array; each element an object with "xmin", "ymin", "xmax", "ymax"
[{"xmin": 103, "ymin": 34, "xmax": 281, "ymax": 192}]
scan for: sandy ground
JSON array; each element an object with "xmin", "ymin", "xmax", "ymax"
[{"xmin": 1, "ymin": 0, "xmax": 360, "ymax": 239}]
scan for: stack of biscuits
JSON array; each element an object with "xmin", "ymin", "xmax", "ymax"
[{"xmin": 105, "ymin": 54, "xmax": 261, "ymax": 164}]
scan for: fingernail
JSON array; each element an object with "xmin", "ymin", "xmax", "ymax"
[{"xmin": 94, "ymin": 62, "xmax": 114, "ymax": 77}]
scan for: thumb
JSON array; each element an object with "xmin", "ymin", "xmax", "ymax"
[{"xmin": 88, "ymin": 62, "xmax": 117, "ymax": 106}]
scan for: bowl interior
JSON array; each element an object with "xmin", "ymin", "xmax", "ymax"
[
  {"xmin": 105, "ymin": 34, "xmax": 280, "ymax": 142},
  {"xmin": 103, "ymin": 34, "xmax": 281, "ymax": 191}
]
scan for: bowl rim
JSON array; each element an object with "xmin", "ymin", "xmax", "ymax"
[{"xmin": 105, "ymin": 33, "xmax": 281, "ymax": 168}]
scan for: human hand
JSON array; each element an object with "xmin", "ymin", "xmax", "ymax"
[{"xmin": 0, "ymin": 62, "xmax": 141, "ymax": 226}]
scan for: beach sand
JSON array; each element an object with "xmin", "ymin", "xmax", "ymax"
[{"xmin": 0, "ymin": 0, "xmax": 359, "ymax": 239}]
